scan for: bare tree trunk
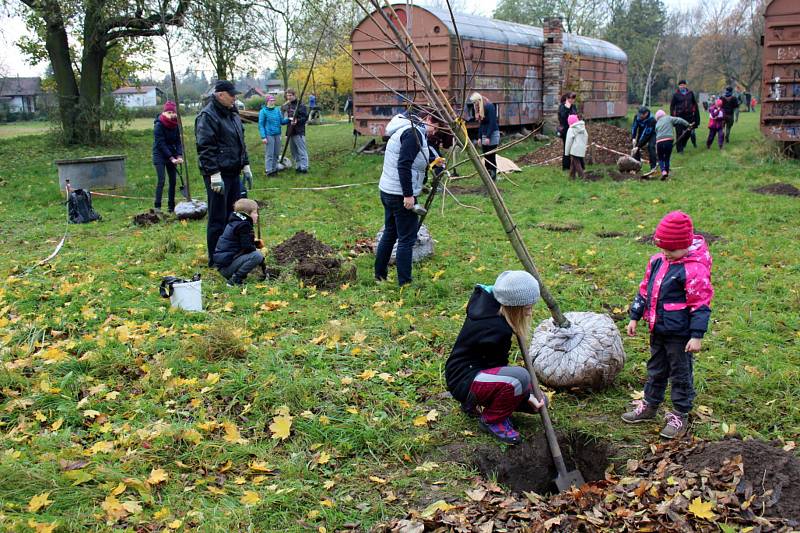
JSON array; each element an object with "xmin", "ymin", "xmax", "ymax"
[{"xmin": 42, "ymin": 5, "xmax": 80, "ymax": 143}]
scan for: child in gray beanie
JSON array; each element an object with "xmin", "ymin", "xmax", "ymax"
[{"xmin": 444, "ymin": 270, "xmax": 547, "ymax": 444}]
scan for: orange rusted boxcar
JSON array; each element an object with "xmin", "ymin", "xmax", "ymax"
[
  {"xmin": 351, "ymin": 5, "xmax": 627, "ymax": 137},
  {"xmin": 761, "ymin": 0, "xmax": 800, "ymax": 146}
]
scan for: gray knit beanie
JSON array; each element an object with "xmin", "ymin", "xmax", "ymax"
[{"xmin": 493, "ymin": 270, "xmax": 540, "ymax": 307}]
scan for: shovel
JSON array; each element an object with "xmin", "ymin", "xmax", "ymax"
[{"xmin": 517, "ymin": 334, "xmax": 586, "ymax": 492}]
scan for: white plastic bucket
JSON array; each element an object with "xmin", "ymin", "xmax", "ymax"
[{"xmin": 169, "ymin": 280, "xmax": 203, "ymax": 311}]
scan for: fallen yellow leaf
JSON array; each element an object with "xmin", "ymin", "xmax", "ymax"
[
  {"xmin": 27, "ymin": 492, "xmax": 53, "ymax": 513},
  {"xmin": 688, "ymin": 497, "xmax": 715, "ymax": 520},
  {"xmin": 316, "ymin": 451, "xmax": 331, "ymax": 465},
  {"xmin": 421, "ymin": 500, "xmax": 455, "ymax": 518},
  {"xmin": 240, "ymin": 490, "xmax": 261, "ymax": 506},
  {"xmin": 269, "ymin": 414, "xmax": 292, "ymax": 440},
  {"xmin": 147, "ymin": 468, "xmax": 168, "ymax": 485},
  {"xmin": 27, "ymin": 519, "xmax": 57, "ymax": 533},
  {"xmin": 222, "ymin": 421, "xmax": 248, "ymax": 444}
]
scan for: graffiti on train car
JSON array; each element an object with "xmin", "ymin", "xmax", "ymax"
[
  {"xmin": 776, "ymin": 47, "xmax": 800, "ymax": 61},
  {"xmin": 771, "ymin": 102, "xmax": 800, "ymax": 116},
  {"xmin": 522, "ymin": 67, "xmax": 543, "ymax": 120},
  {"xmin": 770, "ymin": 125, "xmax": 800, "ymax": 138}
]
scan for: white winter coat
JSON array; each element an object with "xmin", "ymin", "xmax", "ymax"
[{"xmin": 564, "ymin": 120, "xmax": 588, "ymax": 158}]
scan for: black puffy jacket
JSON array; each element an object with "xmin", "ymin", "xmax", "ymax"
[
  {"xmin": 284, "ymin": 101, "xmax": 308, "ymax": 136},
  {"xmin": 195, "ymin": 97, "xmax": 249, "ymax": 176},
  {"xmin": 445, "ymin": 285, "xmax": 514, "ymax": 403},
  {"xmin": 212, "ymin": 212, "xmax": 256, "ymax": 267},
  {"xmin": 669, "ymin": 90, "xmax": 700, "ymax": 123},
  {"xmin": 557, "ymin": 103, "xmax": 578, "ymax": 139}
]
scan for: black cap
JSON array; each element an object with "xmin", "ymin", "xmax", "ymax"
[
  {"xmin": 214, "ymin": 80, "xmax": 240, "ymax": 95},
  {"xmin": 678, "ymin": 79, "xmax": 687, "ymax": 85}
]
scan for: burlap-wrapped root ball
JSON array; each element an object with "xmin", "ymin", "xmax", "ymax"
[
  {"xmin": 530, "ymin": 311, "xmax": 625, "ymax": 389},
  {"xmin": 374, "ymin": 224, "xmax": 434, "ymax": 264},
  {"xmin": 617, "ymin": 155, "xmax": 642, "ymax": 173}
]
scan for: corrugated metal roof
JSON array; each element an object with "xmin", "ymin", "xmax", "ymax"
[{"xmin": 399, "ymin": 5, "xmax": 627, "ymax": 62}]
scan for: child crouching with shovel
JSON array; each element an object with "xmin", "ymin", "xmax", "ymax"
[{"xmin": 445, "ymin": 271, "xmax": 548, "ymax": 444}]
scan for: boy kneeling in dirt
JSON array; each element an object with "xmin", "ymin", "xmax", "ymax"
[
  {"xmin": 445, "ymin": 271, "xmax": 547, "ymax": 444},
  {"xmin": 213, "ymin": 198, "xmax": 266, "ymax": 286}
]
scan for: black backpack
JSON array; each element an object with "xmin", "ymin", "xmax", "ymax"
[{"xmin": 67, "ymin": 189, "xmax": 101, "ymax": 224}]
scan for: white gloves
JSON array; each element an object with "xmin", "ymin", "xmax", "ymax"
[
  {"xmin": 243, "ymin": 165, "xmax": 252, "ymax": 179},
  {"xmin": 210, "ymin": 172, "xmax": 223, "ymax": 194}
]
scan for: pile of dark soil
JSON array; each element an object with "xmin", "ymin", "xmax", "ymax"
[
  {"xmin": 271, "ymin": 231, "xmax": 354, "ymax": 288},
  {"xmin": 377, "ymin": 437, "xmax": 800, "ymax": 532},
  {"xmin": 272, "ymin": 230, "xmax": 333, "ymax": 265},
  {"xmin": 752, "ymin": 183, "xmax": 800, "ymax": 197},
  {"xmin": 637, "ymin": 230, "xmax": 723, "ymax": 245},
  {"xmin": 596, "ymin": 231, "xmax": 625, "ymax": 238},
  {"xmin": 536, "ymin": 222, "xmax": 583, "ymax": 232},
  {"xmin": 447, "ymin": 184, "xmax": 488, "ymax": 196},
  {"xmin": 471, "ymin": 431, "xmax": 611, "ymax": 494},
  {"xmin": 675, "ymin": 437, "xmax": 800, "ymax": 521},
  {"xmin": 132, "ymin": 209, "xmax": 166, "ymax": 227},
  {"xmin": 518, "ymin": 123, "xmax": 647, "ymax": 167}
]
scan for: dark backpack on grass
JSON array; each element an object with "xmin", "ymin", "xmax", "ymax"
[{"xmin": 67, "ymin": 189, "xmax": 101, "ymax": 224}]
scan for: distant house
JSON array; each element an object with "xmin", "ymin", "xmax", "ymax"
[
  {"xmin": 265, "ymin": 79, "xmax": 284, "ymax": 95},
  {"xmin": 112, "ymin": 86, "xmax": 164, "ymax": 108},
  {"xmin": 243, "ymin": 86, "xmax": 267, "ymax": 99},
  {"xmin": 0, "ymin": 77, "xmax": 42, "ymax": 113}
]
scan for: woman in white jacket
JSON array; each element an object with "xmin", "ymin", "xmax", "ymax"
[{"xmin": 564, "ymin": 114, "xmax": 588, "ymax": 179}]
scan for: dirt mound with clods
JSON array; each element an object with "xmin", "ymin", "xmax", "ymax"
[
  {"xmin": 376, "ymin": 437, "xmax": 800, "ymax": 532},
  {"xmin": 752, "ymin": 183, "xmax": 800, "ymax": 197},
  {"xmin": 637, "ymin": 230, "xmax": 723, "ymax": 245},
  {"xmin": 272, "ymin": 231, "xmax": 333, "ymax": 265},
  {"xmin": 518, "ymin": 123, "xmax": 647, "ymax": 167},
  {"xmin": 675, "ymin": 437, "xmax": 800, "ymax": 521},
  {"xmin": 132, "ymin": 209, "xmax": 166, "ymax": 227},
  {"xmin": 271, "ymin": 231, "xmax": 355, "ymax": 288}
]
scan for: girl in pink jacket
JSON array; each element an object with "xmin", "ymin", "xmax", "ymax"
[{"xmin": 706, "ymin": 99, "xmax": 725, "ymax": 150}]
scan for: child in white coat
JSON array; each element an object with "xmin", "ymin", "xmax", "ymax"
[{"xmin": 564, "ymin": 114, "xmax": 588, "ymax": 179}]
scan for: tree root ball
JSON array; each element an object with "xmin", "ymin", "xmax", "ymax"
[
  {"xmin": 374, "ymin": 224, "xmax": 434, "ymax": 264},
  {"xmin": 530, "ymin": 312, "xmax": 625, "ymax": 389},
  {"xmin": 617, "ymin": 156, "xmax": 642, "ymax": 173},
  {"xmin": 174, "ymin": 200, "xmax": 208, "ymax": 220}
]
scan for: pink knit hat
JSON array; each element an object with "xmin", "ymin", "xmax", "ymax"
[
  {"xmin": 654, "ymin": 211, "xmax": 694, "ymax": 250},
  {"xmin": 267, "ymin": 95, "xmax": 276, "ymax": 102},
  {"xmin": 716, "ymin": 99, "xmax": 723, "ymax": 107},
  {"xmin": 567, "ymin": 114, "xmax": 580, "ymax": 126},
  {"xmin": 655, "ymin": 109, "xmax": 666, "ymax": 119},
  {"xmin": 163, "ymin": 100, "xmax": 177, "ymax": 112}
]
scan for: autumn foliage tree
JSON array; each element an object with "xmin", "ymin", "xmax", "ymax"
[{"xmin": 12, "ymin": 0, "xmax": 187, "ymax": 145}]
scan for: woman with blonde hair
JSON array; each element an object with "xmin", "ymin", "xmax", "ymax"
[
  {"xmin": 444, "ymin": 271, "xmax": 547, "ymax": 444},
  {"xmin": 469, "ymin": 92, "xmax": 500, "ymax": 180}
]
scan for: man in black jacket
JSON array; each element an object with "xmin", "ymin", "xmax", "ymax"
[
  {"xmin": 195, "ymin": 80, "xmax": 253, "ymax": 265},
  {"xmin": 669, "ymin": 80, "xmax": 700, "ymax": 153},
  {"xmin": 284, "ymin": 88, "xmax": 309, "ymax": 173}
]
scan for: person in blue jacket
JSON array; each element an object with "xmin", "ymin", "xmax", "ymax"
[
  {"xmin": 470, "ymin": 92, "xmax": 500, "ymax": 180},
  {"xmin": 258, "ymin": 95, "xmax": 289, "ymax": 176},
  {"xmin": 631, "ymin": 106, "xmax": 657, "ymax": 173},
  {"xmin": 152, "ymin": 101, "xmax": 183, "ymax": 213}
]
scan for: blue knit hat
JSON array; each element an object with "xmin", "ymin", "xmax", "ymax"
[{"xmin": 493, "ymin": 270, "xmax": 540, "ymax": 307}]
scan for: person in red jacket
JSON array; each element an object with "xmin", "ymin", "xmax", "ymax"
[
  {"xmin": 622, "ymin": 211, "xmax": 714, "ymax": 439},
  {"xmin": 444, "ymin": 271, "xmax": 547, "ymax": 444}
]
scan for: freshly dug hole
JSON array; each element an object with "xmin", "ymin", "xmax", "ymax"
[
  {"xmin": 752, "ymin": 182, "xmax": 800, "ymax": 197},
  {"xmin": 472, "ymin": 431, "xmax": 611, "ymax": 494},
  {"xmin": 133, "ymin": 209, "xmax": 166, "ymax": 227}
]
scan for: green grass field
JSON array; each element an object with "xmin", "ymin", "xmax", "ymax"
[{"xmin": 0, "ymin": 110, "xmax": 798, "ymax": 531}]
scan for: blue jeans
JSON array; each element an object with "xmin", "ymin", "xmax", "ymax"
[
  {"xmin": 154, "ymin": 162, "xmax": 177, "ymax": 211},
  {"xmin": 375, "ymin": 190, "xmax": 418, "ymax": 286}
]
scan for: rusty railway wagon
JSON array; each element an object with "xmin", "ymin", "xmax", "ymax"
[
  {"xmin": 761, "ymin": 0, "xmax": 800, "ymax": 149},
  {"xmin": 350, "ymin": 5, "xmax": 627, "ymax": 138}
]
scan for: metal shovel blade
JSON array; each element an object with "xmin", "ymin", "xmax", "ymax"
[{"xmin": 555, "ymin": 468, "xmax": 586, "ymax": 492}]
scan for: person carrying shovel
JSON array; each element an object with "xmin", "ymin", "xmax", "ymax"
[{"xmin": 445, "ymin": 271, "xmax": 548, "ymax": 444}]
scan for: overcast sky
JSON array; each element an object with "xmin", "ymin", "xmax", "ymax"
[{"xmin": 1, "ymin": 0, "xmax": 702, "ymax": 79}]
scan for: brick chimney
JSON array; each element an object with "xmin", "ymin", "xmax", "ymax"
[{"xmin": 542, "ymin": 17, "xmax": 564, "ymax": 134}]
